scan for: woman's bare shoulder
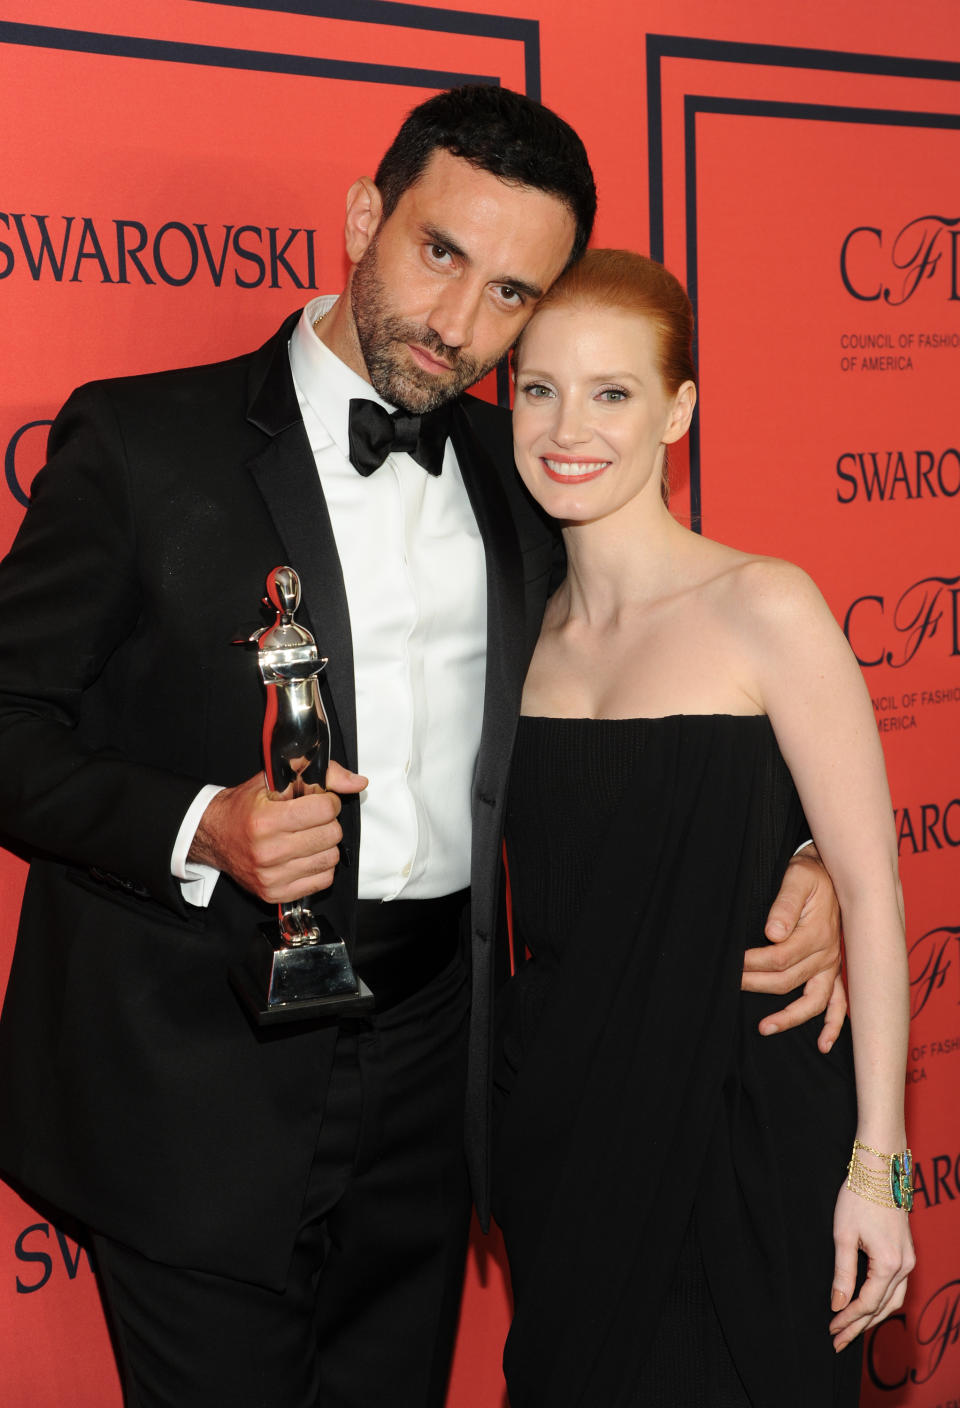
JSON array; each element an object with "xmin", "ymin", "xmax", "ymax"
[
  {"xmin": 685, "ymin": 548, "xmax": 846, "ymax": 684},
  {"xmin": 699, "ymin": 545, "xmax": 827, "ymax": 630}
]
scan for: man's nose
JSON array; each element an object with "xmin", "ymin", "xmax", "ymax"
[{"xmin": 426, "ymin": 282, "xmax": 482, "ymax": 351}]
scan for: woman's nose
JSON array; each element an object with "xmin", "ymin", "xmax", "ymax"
[{"xmin": 551, "ymin": 399, "xmax": 590, "ymax": 446}]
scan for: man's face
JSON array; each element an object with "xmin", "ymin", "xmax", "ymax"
[{"xmin": 349, "ymin": 149, "xmax": 576, "ymax": 413}]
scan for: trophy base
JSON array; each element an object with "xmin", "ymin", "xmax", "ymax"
[{"xmin": 231, "ymin": 919, "xmax": 375, "ymax": 1025}]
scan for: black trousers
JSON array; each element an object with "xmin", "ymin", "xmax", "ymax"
[{"xmin": 92, "ymin": 949, "xmax": 472, "ymax": 1408}]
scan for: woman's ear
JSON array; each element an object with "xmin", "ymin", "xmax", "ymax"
[
  {"xmin": 663, "ymin": 380, "xmax": 697, "ymax": 444},
  {"xmin": 344, "ymin": 177, "xmax": 383, "ymax": 264}
]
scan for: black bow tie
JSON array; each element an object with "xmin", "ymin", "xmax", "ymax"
[{"xmin": 347, "ymin": 398, "xmax": 451, "ymax": 478}]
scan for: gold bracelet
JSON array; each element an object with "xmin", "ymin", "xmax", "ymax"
[{"xmin": 846, "ymin": 1139, "xmax": 913, "ymax": 1212}]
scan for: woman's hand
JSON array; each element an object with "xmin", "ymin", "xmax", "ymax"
[{"xmin": 829, "ymin": 1182, "xmax": 915, "ymax": 1352}]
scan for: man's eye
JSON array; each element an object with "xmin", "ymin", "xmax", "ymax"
[
  {"xmin": 496, "ymin": 286, "xmax": 522, "ymax": 305},
  {"xmin": 430, "ymin": 245, "xmax": 451, "ymax": 262}
]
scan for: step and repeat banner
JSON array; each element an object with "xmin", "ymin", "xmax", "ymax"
[{"xmin": 1, "ymin": 3, "xmax": 957, "ymax": 1404}]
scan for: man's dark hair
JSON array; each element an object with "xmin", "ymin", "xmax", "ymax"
[{"xmin": 374, "ymin": 85, "xmax": 596, "ymax": 268}]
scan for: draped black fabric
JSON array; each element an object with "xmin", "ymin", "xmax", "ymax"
[{"xmin": 493, "ymin": 715, "xmax": 861, "ymax": 1408}]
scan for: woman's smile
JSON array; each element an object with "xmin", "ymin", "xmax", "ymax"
[{"xmin": 541, "ymin": 455, "xmax": 611, "ymax": 484}]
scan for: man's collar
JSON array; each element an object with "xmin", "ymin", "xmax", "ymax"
[{"xmin": 288, "ymin": 295, "xmax": 395, "ymax": 459}]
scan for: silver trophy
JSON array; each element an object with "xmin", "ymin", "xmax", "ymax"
[{"xmin": 231, "ymin": 565, "xmax": 373, "ymax": 1023}]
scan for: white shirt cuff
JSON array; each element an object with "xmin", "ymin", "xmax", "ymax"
[
  {"xmin": 172, "ymin": 784, "xmax": 225, "ymax": 908},
  {"xmin": 793, "ymin": 838, "xmax": 814, "ymax": 856}
]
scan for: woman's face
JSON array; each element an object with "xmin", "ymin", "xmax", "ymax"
[{"xmin": 512, "ymin": 302, "xmax": 694, "ymax": 524}]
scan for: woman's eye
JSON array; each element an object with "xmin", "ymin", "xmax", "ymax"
[
  {"xmin": 598, "ymin": 387, "xmax": 628, "ymax": 402},
  {"xmin": 521, "ymin": 383, "xmax": 553, "ymax": 399}
]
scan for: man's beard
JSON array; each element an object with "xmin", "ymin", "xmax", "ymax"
[{"xmin": 350, "ymin": 238, "xmax": 500, "ymax": 413}]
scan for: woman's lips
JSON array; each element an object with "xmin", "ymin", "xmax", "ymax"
[{"xmin": 541, "ymin": 456, "xmax": 611, "ymax": 485}]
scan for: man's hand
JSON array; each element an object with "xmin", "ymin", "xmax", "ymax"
[
  {"xmin": 741, "ymin": 846, "xmax": 847, "ymax": 1051},
  {"xmin": 188, "ymin": 761, "xmax": 367, "ymax": 903}
]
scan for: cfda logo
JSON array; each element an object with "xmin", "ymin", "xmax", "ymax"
[
  {"xmin": 840, "ymin": 216, "xmax": 960, "ymax": 304},
  {"xmin": 908, "ymin": 923, "xmax": 960, "ymax": 1020},
  {"xmin": 843, "ymin": 574, "xmax": 960, "ymax": 668},
  {"xmin": 867, "ymin": 1278, "xmax": 960, "ymax": 1391}
]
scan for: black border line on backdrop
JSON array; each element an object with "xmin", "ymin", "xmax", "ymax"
[
  {"xmin": 0, "ymin": 6, "xmax": 538, "ymax": 406},
  {"xmin": 681, "ymin": 96, "xmax": 960, "ymax": 533},
  {"xmin": 191, "ymin": 0, "xmax": 542, "ymax": 99},
  {"xmin": 646, "ymin": 35, "xmax": 960, "ymax": 265},
  {"xmin": 0, "ymin": 19, "xmax": 492, "ymax": 91}
]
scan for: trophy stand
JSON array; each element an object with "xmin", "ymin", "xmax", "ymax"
[{"xmin": 230, "ymin": 566, "xmax": 374, "ymax": 1024}]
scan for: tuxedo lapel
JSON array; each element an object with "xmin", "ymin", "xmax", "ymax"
[
  {"xmin": 451, "ymin": 399, "xmax": 531, "ymax": 1230},
  {"xmin": 244, "ymin": 316, "xmax": 357, "ymax": 771},
  {"xmin": 451, "ymin": 397, "xmax": 562, "ymax": 1227},
  {"xmin": 450, "ymin": 401, "xmax": 527, "ymax": 787}
]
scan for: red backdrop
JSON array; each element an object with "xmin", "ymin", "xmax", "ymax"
[{"xmin": 1, "ymin": 3, "xmax": 957, "ymax": 1404}]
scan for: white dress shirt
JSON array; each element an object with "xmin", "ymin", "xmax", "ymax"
[{"xmin": 173, "ymin": 296, "xmax": 488, "ymax": 902}]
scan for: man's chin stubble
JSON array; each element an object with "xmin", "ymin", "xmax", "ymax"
[{"xmin": 367, "ymin": 348, "xmax": 485, "ymax": 414}]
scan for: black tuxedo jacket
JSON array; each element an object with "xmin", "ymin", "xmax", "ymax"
[{"xmin": 0, "ymin": 312, "xmax": 555, "ymax": 1287}]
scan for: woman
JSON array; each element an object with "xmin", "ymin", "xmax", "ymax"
[{"xmin": 492, "ymin": 250, "xmax": 914, "ymax": 1407}]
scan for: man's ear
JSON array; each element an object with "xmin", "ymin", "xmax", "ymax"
[{"xmin": 344, "ymin": 177, "xmax": 383, "ymax": 264}]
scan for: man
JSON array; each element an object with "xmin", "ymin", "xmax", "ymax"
[{"xmin": 0, "ymin": 86, "xmax": 842, "ymax": 1406}]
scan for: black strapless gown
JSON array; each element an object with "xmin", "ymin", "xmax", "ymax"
[{"xmin": 492, "ymin": 715, "xmax": 862, "ymax": 1408}]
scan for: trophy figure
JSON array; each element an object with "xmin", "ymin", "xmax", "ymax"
[{"xmin": 231, "ymin": 565, "xmax": 374, "ymax": 1023}]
